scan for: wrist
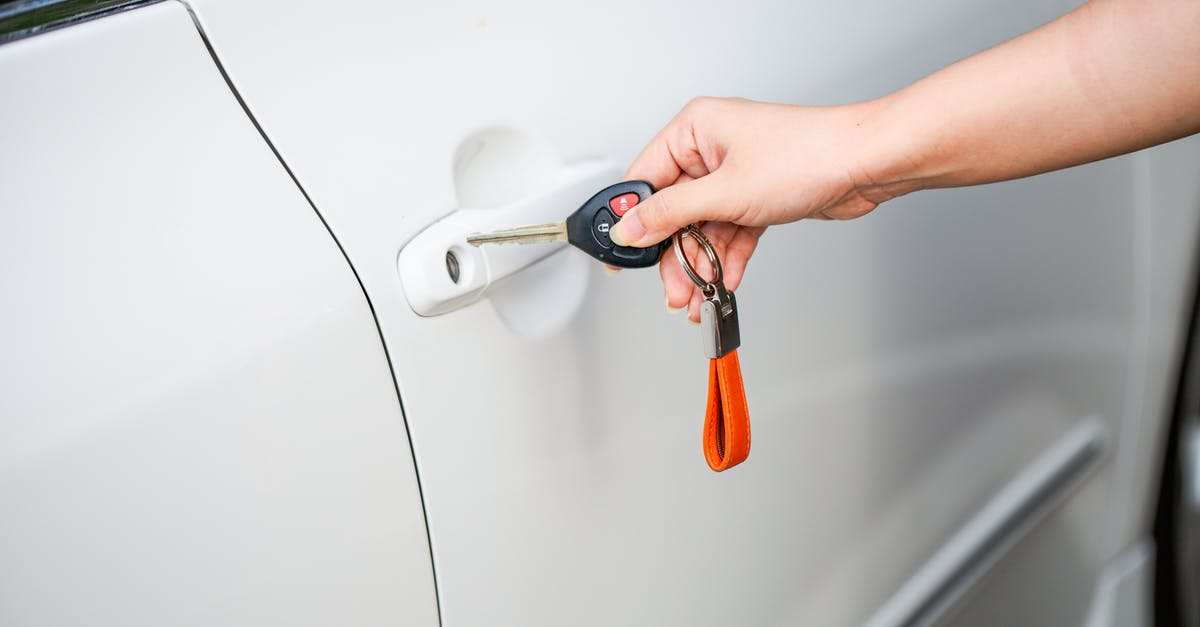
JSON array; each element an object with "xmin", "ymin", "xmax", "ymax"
[{"xmin": 849, "ymin": 92, "xmax": 935, "ymax": 204}]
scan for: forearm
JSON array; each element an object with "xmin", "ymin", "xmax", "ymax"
[{"xmin": 863, "ymin": 0, "xmax": 1200, "ymax": 196}]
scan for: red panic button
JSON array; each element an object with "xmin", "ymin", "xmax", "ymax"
[{"xmin": 609, "ymin": 192, "xmax": 639, "ymax": 217}]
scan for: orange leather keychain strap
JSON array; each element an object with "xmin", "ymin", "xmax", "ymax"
[{"xmin": 704, "ymin": 349, "xmax": 750, "ymax": 471}]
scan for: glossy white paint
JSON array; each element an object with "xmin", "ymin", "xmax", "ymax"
[
  {"xmin": 1083, "ymin": 541, "xmax": 1154, "ymax": 627},
  {"xmin": 183, "ymin": 0, "xmax": 1200, "ymax": 624},
  {"xmin": 0, "ymin": 4, "xmax": 437, "ymax": 626},
  {"xmin": 931, "ymin": 471, "xmax": 1113, "ymax": 626},
  {"xmin": 866, "ymin": 418, "xmax": 1108, "ymax": 627},
  {"xmin": 0, "ymin": 0, "xmax": 1193, "ymax": 624}
]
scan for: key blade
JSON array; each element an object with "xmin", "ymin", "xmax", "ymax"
[{"xmin": 466, "ymin": 222, "xmax": 566, "ymax": 246}]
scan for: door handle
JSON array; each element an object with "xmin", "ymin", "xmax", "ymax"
[{"xmin": 397, "ymin": 159, "xmax": 620, "ymax": 316}]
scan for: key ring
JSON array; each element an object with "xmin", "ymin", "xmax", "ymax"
[{"xmin": 673, "ymin": 224, "xmax": 723, "ymax": 293}]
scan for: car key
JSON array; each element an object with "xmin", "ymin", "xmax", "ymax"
[{"xmin": 466, "ymin": 180, "xmax": 669, "ymax": 269}]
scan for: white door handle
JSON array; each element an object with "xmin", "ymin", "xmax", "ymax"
[{"xmin": 397, "ymin": 159, "xmax": 620, "ymax": 316}]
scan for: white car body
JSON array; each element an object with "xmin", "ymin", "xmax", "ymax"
[{"xmin": 2, "ymin": 1, "xmax": 1198, "ymax": 625}]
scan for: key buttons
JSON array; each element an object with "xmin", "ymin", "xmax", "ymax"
[
  {"xmin": 592, "ymin": 208, "xmax": 615, "ymax": 248},
  {"xmin": 609, "ymin": 192, "xmax": 639, "ymax": 216}
]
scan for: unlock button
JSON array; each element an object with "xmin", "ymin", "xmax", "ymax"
[{"xmin": 592, "ymin": 208, "xmax": 615, "ymax": 248}]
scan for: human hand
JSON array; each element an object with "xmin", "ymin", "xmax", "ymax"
[
  {"xmin": 612, "ymin": 97, "xmax": 909, "ymax": 322},
  {"xmin": 613, "ymin": 0, "xmax": 1200, "ymax": 324}
]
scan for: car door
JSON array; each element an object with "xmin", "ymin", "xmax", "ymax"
[
  {"xmin": 184, "ymin": 0, "xmax": 1200, "ymax": 625},
  {"xmin": 12, "ymin": 0, "xmax": 1200, "ymax": 625}
]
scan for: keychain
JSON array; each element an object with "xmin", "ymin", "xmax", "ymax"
[
  {"xmin": 467, "ymin": 184, "xmax": 750, "ymax": 470},
  {"xmin": 673, "ymin": 225, "xmax": 750, "ymax": 471}
]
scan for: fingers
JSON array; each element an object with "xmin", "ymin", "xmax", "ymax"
[
  {"xmin": 663, "ymin": 223, "xmax": 764, "ymax": 321},
  {"xmin": 625, "ymin": 102, "xmax": 715, "ymax": 189},
  {"xmin": 610, "ymin": 173, "xmax": 739, "ymax": 248},
  {"xmin": 625, "ymin": 127, "xmax": 686, "ymax": 192},
  {"xmin": 621, "ymin": 97, "xmax": 768, "ymax": 321},
  {"xmin": 659, "ymin": 230, "xmax": 709, "ymax": 323},
  {"xmin": 685, "ymin": 234, "xmax": 718, "ymax": 322},
  {"xmin": 662, "ymin": 231, "xmax": 702, "ymax": 316},
  {"xmin": 660, "ymin": 248, "xmax": 693, "ymax": 312},
  {"xmin": 720, "ymin": 226, "xmax": 766, "ymax": 292},
  {"xmin": 688, "ymin": 287, "xmax": 704, "ymax": 324}
]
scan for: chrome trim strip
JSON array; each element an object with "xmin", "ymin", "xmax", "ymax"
[
  {"xmin": 863, "ymin": 418, "xmax": 1109, "ymax": 627},
  {"xmin": 0, "ymin": 0, "xmax": 163, "ymax": 46}
]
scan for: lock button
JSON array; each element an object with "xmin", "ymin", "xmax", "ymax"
[{"xmin": 592, "ymin": 208, "xmax": 615, "ymax": 248}]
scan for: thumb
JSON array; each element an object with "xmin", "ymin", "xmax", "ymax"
[{"xmin": 611, "ymin": 174, "xmax": 737, "ymax": 247}]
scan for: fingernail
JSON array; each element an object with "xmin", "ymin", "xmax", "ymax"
[
  {"xmin": 611, "ymin": 211, "xmax": 645, "ymax": 247},
  {"xmin": 604, "ymin": 265, "xmax": 620, "ymax": 276},
  {"xmin": 666, "ymin": 295, "xmax": 683, "ymax": 314},
  {"xmin": 687, "ymin": 317, "xmax": 700, "ymax": 326}
]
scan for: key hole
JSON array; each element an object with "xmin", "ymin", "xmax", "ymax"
[{"xmin": 445, "ymin": 250, "xmax": 461, "ymax": 284}]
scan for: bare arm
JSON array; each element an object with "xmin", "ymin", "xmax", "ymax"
[
  {"xmin": 614, "ymin": 0, "xmax": 1200, "ymax": 322},
  {"xmin": 868, "ymin": 0, "xmax": 1200, "ymax": 195}
]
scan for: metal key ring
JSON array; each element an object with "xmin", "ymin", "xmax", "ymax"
[{"xmin": 672, "ymin": 224, "xmax": 723, "ymax": 291}]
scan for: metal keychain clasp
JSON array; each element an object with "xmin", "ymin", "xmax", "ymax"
[{"xmin": 673, "ymin": 225, "xmax": 741, "ymax": 359}]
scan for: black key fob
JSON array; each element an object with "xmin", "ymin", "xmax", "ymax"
[{"xmin": 565, "ymin": 181, "xmax": 668, "ymax": 269}]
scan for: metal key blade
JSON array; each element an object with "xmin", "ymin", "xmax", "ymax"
[{"xmin": 466, "ymin": 221, "xmax": 567, "ymax": 246}]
